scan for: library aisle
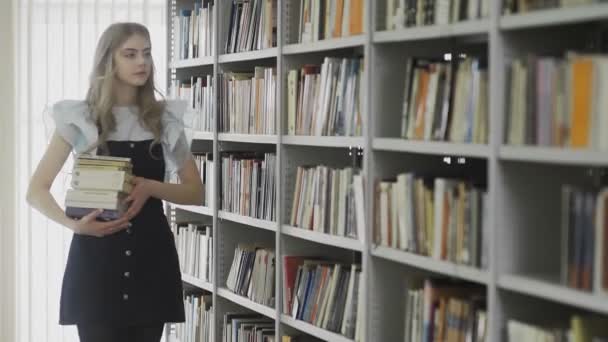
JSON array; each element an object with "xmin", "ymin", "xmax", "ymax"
[{"xmin": 165, "ymin": 0, "xmax": 608, "ymax": 341}]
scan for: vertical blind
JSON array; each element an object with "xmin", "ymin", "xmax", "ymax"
[{"xmin": 14, "ymin": 1, "xmax": 168, "ymax": 341}]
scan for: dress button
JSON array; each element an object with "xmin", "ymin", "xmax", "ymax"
[
  {"xmin": 124, "ymin": 271, "xmax": 130, "ymax": 278},
  {"xmin": 126, "ymin": 228, "xmax": 132, "ymax": 234},
  {"xmin": 123, "ymin": 293, "xmax": 129, "ymax": 300},
  {"xmin": 129, "ymin": 143, "xmax": 135, "ymax": 148},
  {"xmin": 125, "ymin": 250, "xmax": 132, "ymax": 256}
]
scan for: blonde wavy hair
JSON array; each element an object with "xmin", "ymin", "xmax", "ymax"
[{"xmin": 86, "ymin": 22, "xmax": 165, "ymax": 155}]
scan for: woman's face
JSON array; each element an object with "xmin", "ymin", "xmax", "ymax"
[{"xmin": 113, "ymin": 33, "xmax": 152, "ymax": 87}]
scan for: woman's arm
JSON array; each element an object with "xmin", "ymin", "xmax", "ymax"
[
  {"xmin": 122, "ymin": 156, "xmax": 204, "ymax": 220},
  {"xmin": 26, "ymin": 132, "xmax": 130, "ymax": 236},
  {"xmin": 147, "ymin": 156, "xmax": 204, "ymax": 205}
]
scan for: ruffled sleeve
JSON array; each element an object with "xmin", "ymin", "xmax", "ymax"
[
  {"xmin": 50, "ymin": 100, "xmax": 98, "ymax": 154},
  {"xmin": 161, "ymin": 99, "xmax": 193, "ymax": 174}
]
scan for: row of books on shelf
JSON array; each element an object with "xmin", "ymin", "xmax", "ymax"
[
  {"xmin": 503, "ymin": 0, "xmax": 601, "ymax": 14},
  {"xmin": 226, "ymin": 245, "xmax": 276, "ymax": 307},
  {"xmin": 174, "ymin": 1, "xmax": 215, "ymax": 61},
  {"xmin": 287, "ymin": 57, "xmax": 363, "ymax": 137},
  {"xmin": 386, "ymin": 0, "xmax": 489, "ymax": 31},
  {"xmin": 222, "ymin": 313, "xmax": 275, "ymax": 342},
  {"xmin": 508, "ymin": 315, "xmax": 608, "ymax": 342},
  {"xmin": 375, "ymin": 175, "xmax": 489, "ymax": 268},
  {"xmin": 404, "ymin": 278, "xmax": 487, "ymax": 342},
  {"xmin": 65, "ymin": 155, "xmax": 133, "ymax": 221},
  {"xmin": 171, "ymin": 75, "xmax": 214, "ymax": 133},
  {"xmin": 219, "ymin": 67, "xmax": 276, "ymax": 135},
  {"xmin": 283, "ymin": 257, "xmax": 363, "ymax": 339},
  {"xmin": 295, "ymin": 0, "xmax": 364, "ymax": 44},
  {"xmin": 507, "ymin": 52, "xmax": 608, "ymax": 150},
  {"xmin": 401, "ymin": 56, "xmax": 488, "ymax": 144},
  {"xmin": 173, "ymin": 222, "xmax": 214, "ymax": 283},
  {"xmin": 225, "ymin": 0, "xmax": 277, "ymax": 54},
  {"xmin": 289, "ymin": 166, "xmax": 365, "ymax": 239},
  {"xmin": 176, "ymin": 293, "xmax": 213, "ymax": 342},
  {"xmin": 561, "ymin": 185, "xmax": 608, "ymax": 293},
  {"xmin": 194, "ymin": 153, "xmax": 215, "ymax": 208},
  {"xmin": 220, "ymin": 152, "xmax": 276, "ymax": 222}
]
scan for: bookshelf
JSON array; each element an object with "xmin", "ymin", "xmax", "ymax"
[{"xmin": 166, "ymin": 0, "xmax": 608, "ymax": 341}]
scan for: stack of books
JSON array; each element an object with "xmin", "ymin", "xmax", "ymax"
[
  {"xmin": 65, "ymin": 155, "xmax": 133, "ymax": 221},
  {"xmin": 283, "ymin": 257, "xmax": 362, "ymax": 339},
  {"xmin": 226, "ymin": 244, "xmax": 275, "ymax": 307}
]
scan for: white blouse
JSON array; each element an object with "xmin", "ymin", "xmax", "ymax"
[{"xmin": 50, "ymin": 99, "xmax": 191, "ymax": 175}]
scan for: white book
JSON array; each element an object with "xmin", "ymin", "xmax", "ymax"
[
  {"xmin": 433, "ymin": 179, "xmax": 446, "ymax": 259},
  {"xmin": 353, "ymin": 174, "xmax": 366, "ymax": 241},
  {"xmin": 424, "ymin": 68, "xmax": 440, "ymax": 140},
  {"xmin": 65, "ymin": 189, "xmax": 123, "ymax": 203},
  {"xmin": 342, "ymin": 0, "xmax": 351, "ymax": 37},
  {"xmin": 467, "ymin": 0, "xmax": 479, "ymax": 20},
  {"xmin": 404, "ymin": 174, "xmax": 415, "ymax": 251},
  {"xmin": 406, "ymin": 70, "xmax": 420, "ymax": 139},
  {"xmin": 386, "ymin": 0, "xmax": 396, "ymax": 30},
  {"xmin": 201, "ymin": 233, "xmax": 209, "ymax": 282},
  {"xmin": 194, "ymin": 230, "xmax": 200, "ymax": 278},
  {"xmin": 390, "ymin": 182, "xmax": 399, "ymax": 249},
  {"xmin": 341, "ymin": 264, "xmax": 357, "ymax": 335},
  {"xmin": 354, "ymin": 266, "xmax": 364, "ymax": 342},
  {"xmin": 338, "ymin": 168, "xmax": 351, "ymax": 236},
  {"xmin": 396, "ymin": 174, "xmax": 409, "ymax": 250},
  {"xmin": 322, "ymin": 264, "xmax": 342, "ymax": 329},
  {"xmin": 312, "ymin": 0, "xmax": 320, "ymax": 42},
  {"xmin": 379, "ymin": 182, "xmax": 391, "ymax": 247},
  {"xmin": 435, "ymin": 0, "xmax": 451, "ymax": 25}
]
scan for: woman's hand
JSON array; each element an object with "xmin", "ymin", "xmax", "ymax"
[
  {"xmin": 122, "ymin": 176, "xmax": 154, "ymax": 220},
  {"xmin": 70, "ymin": 209, "xmax": 131, "ymax": 237}
]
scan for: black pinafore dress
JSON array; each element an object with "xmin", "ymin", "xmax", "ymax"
[{"xmin": 59, "ymin": 139, "xmax": 185, "ymax": 326}]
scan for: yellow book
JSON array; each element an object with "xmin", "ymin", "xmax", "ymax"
[
  {"xmin": 570, "ymin": 57, "xmax": 593, "ymax": 148},
  {"xmin": 349, "ymin": 0, "xmax": 363, "ymax": 35}
]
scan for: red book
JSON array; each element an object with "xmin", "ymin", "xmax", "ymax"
[{"xmin": 283, "ymin": 256, "xmax": 305, "ymax": 314}]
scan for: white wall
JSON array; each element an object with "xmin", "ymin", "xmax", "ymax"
[{"xmin": 0, "ymin": 0, "xmax": 16, "ymax": 341}]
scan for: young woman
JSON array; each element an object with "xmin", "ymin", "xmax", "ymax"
[{"xmin": 26, "ymin": 23, "xmax": 203, "ymax": 342}]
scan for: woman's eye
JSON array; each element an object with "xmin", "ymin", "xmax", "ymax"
[{"xmin": 125, "ymin": 54, "xmax": 135, "ymax": 58}]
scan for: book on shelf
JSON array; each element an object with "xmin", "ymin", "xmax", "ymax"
[
  {"xmin": 221, "ymin": 152, "xmax": 276, "ymax": 222},
  {"xmin": 386, "ymin": 0, "xmax": 489, "ymax": 31},
  {"xmin": 174, "ymin": 1, "xmax": 215, "ymax": 61},
  {"xmin": 225, "ymin": 0, "xmax": 277, "ymax": 54},
  {"xmin": 295, "ymin": 0, "xmax": 364, "ymax": 44},
  {"xmin": 287, "ymin": 56, "xmax": 364, "ymax": 137},
  {"xmin": 194, "ymin": 153, "xmax": 214, "ymax": 208},
  {"xmin": 502, "ymin": 0, "xmax": 600, "ymax": 14},
  {"xmin": 283, "ymin": 257, "xmax": 363, "ymax": 339},
  {"xmin": 403, "ymin": 278, "xmax": 487, "ymax": 342},
  {"xmin": 171, "ymin": 75, "xmax": 214, "ymax": 133},
  {"xmin": 176, "ymin": 293, "xmax": 213, "ymax": 342},
  {"xmin": 226, "ymin": 244, "xmax": 275, "ymax": 307},
  {"xmin": 289, "ymin": 165, "xmax": 365, "ymax": 239},
  {"xmin": 506, "ymin": 52, "xmax": 608, "ymax": 150},
  {"xmin": 507, "ymin": 314, "xmax": 608, "ymax": 342},
  {"xmin": 65, "ymin": 155, "xmax": 133, "ymax": 221},
  {"xmin": 222, "ymin": 313, "xmax": 275, "ymax": 342},
  {"xmin": 219, "ymin": 67, "xmax": 276, "ymax": 135},
  {"xmin": 561, "ymin": 185, "xmax": 608, "ymax": 294},
  {"xmin": 172, "ymin": 222, "xmax": 214, "ymax": 283},
  {"xmin": 400, "ymin": 56, "xmax": 488, "ymax": 144},
  {"xmin": 375, "ymin": 174, "xmax": 489, "ymax": 269}
]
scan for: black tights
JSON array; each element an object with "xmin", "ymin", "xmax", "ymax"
[{"xmin": 77, "ymin": 323, "xmax": 164, "ymax": 342}]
